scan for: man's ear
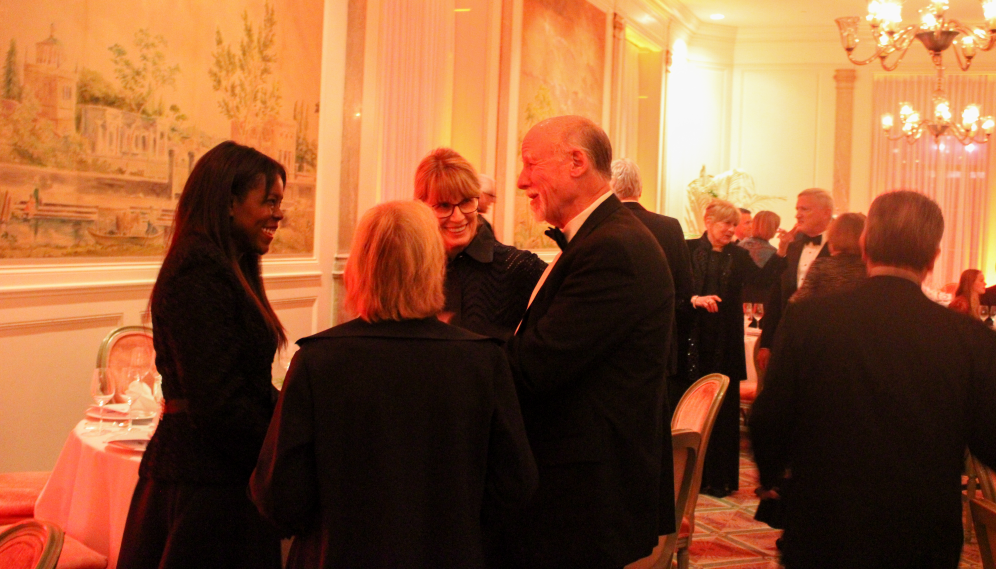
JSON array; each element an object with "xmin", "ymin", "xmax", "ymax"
[
  {"xmin": 568, "ymin": 148, "xmax": 588, "ymax": 178},
  {"xmin": 925, "ymin": 248, "xmax": 941, "ymax": 274}
]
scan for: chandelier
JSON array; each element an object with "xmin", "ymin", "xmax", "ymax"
[
  {"xmin": 836, "ymin": 0, "xmax": 996, "ymax": 71},
  {"xmin": 880, "ymin": 68, "xmax": 996, "ymax": 144}
]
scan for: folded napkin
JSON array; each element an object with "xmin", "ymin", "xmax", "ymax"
[{"xmin": 124, "ymin": 380, "xmax": 161, "ymax": 413}]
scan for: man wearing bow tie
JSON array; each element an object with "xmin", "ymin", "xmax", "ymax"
[
  {"xmin": 756, "ymin": 188, "xmax": 834, "ymax": 371},
  {"xmin": 502, "ymin": 115, "xmax": 674, "ymax": 569}
]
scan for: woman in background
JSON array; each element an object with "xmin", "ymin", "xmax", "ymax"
[
  {"xmin": 791, "ymin": 213, "xmax": 867, "ymax": 304},
  {"xmin": 685, "ymin": 199, "xmax": 782, "ymax": 497},
  {"xmin": 250, "ymin": 200, "xmax": 536, "ymax": 569},
  {"xmin": 119, "ymin": 142, "xmax": 286, "ymax": 569},
  {"xmin": 949, "ymin": 268, "xmax": 987, "ymax": 317},
  {"xmin": 414, "ymin": 148, "xmax": 546, "ymax": 341},
  {"xmin": 739, "ymin": 210, "xmax": 781, "ymax": 305}
]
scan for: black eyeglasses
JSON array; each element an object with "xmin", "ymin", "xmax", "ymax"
[{"xmin": 430, "ymin": 197, "xmax": 479, "ymax": 219}]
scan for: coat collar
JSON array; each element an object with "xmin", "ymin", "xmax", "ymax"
[
  {"xmin": 301, "ymin": 317, "xmax": 493, "ymax": 344},
  {"xmin": 455, "ymin": 223, "xmax": 495, "ymax": 264},
  {"xmin": 565, "ymin": 193, "xmax": 625, "ymax": 250}
]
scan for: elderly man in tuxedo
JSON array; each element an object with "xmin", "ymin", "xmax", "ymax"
[
  {"xmin": 750, "ymin": 190, "xmax": 996, "ymax": 568},
  {"xmin": 756, "ymin": 188, "xmax": 833, "ymax": 371},
  {"xmin": 503, "ymin": 116, "xmax": 674, "ymax": 569},
  {"xmin": 611, "ymin": 158, "xmax": 692, "ymax": 401}
]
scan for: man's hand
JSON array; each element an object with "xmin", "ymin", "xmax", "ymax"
[
  {"xmin": 775, "ymin": 225, "xmax": 798, "ymax": 257},
  {"xmin": 691, "ymin": 295, "xmax": 722, "ymax": 313},
  {"xmin": 757, "ymin": 347, "xmax": 771, "ymax": 371}
]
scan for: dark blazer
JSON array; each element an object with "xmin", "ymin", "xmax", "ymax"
[
  {"xmin": 505, "ymin": 194, "xmax": 674, "ymax": 568},
  {"xmin": 759, "ymin": 235, "xmax": 829, "ymax": 349},
  {"xmin": 444, "ymin": 222, "xmax": 547, "ymax": 342},
  {"xmin": 750, "ymin": 276, "xmax": 996, "ymax": 568},
  {"xmin": 142, "ymin": 234, "xmax": 278, "ymax": 483},
  {"xmin": 982, "ymin": 284, "xmax": 996, "ymax": 306},
  {"xmin": 622, "ymin": 201, "xmax": 692, "ymax": 378},
  {"xmin": 250, "ymin": 318, "xmax": 537, "ymax": 569}
]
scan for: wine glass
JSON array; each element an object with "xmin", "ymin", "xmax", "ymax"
[
  {"xmin": 121, "ymin": 366, "xmax": 143, "ymax": 432},
  {"xmin": 130, "ymin": 346, "xmax": 153, "ymax": 386},
  {"xmin": 743, "ymin": 303, "xmax": 754, "ymax": 328},
  {"xmin": 981, "ymin": 305, "xmax": 991, "ymax": 323},
  {"xmin": 85, "ymin": 367, "xmax": 114, "ymax": 436},
  {"xmin": 754, "ymin": 303, "xmax": 765, "ymax": 325}
]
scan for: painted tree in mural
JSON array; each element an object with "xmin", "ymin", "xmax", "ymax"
[
  {"xmin": 3, "ymin": 40, "xmax": 21, "ymax": 101},
  {"xmin": 209, "ymin": 0, "xmax": 282, "ymax": 147},
  {"xmin": 108, "ymin": 29, "xmax": 181, "ymax": 117},
  {"xmin": 294, "ymin": 100, "xmax": 316, "ymax": 173}
]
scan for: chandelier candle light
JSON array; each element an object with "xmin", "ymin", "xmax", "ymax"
[{"xmin": 837, "ymin": 0, "xmax": 996, "ymax": 144}]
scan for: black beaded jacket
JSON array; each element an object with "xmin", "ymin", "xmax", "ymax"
[
  {"xmin": 444, "ymin": 224, "xmax": 547, "ymax": 342},
  {"xmin": 140, "ymin": 234, "xmax": 278, "ymax": 484}
]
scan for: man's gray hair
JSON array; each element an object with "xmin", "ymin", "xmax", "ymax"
[
  {"xmin": 798, "ymin": 188, "xmax": 834, "ymax": 213},
  {"xmin": 610, "ymin": 159, "xmax": 642, "ymax": 200},
  {"xmin": 864, "ymin": 190, "xmax": 943, "ymax": 271},
  {"xmin": 478, "ymin": 174, "xmax": 496, "ymax": 197}
]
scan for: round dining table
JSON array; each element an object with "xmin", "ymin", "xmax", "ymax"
[{"xmin": 35, "ymin": 420, "xmax": 153, "ymax": 569}]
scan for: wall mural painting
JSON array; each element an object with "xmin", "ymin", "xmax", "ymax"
[
  {"xmin": 0, "ymin": 0, "xmax": 323, "ymax": 258},
  {"xmin": 515, "ymin": 0, "xmax": 606, "ymax": 250}
]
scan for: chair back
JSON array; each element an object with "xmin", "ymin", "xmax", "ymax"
[
  {"xmin": 96, "ymin": 326, "xmax": 156, "ymax": 402},
  {"xmin": 0, "ymin": 520, "xmax": 64, "ymax": 569},
  {"xmin": 670, "ymin": 374, "xmax": 730, "ymax": 532},
  {"xmin": 973, "ymin": 455, "xmax": 996, "ymax": 502},
  {"xmin": 625, "ymin": 428, "xmax": 700, "ymax": 569},
  {"xmin": 972, "ymin": 497, "xmax": 996, "ymax": 569}
]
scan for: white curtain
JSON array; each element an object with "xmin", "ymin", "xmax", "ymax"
[{"xmin": 871, "ymin": 74, "xmax": 995, "ymax": 289}]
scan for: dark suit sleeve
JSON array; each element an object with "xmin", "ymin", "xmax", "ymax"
[
  {"xmin": 664, "ymin": 218, "xmax": 693, "ymax": 310},
  {"xmin": 507, "ymin": 235, "xmax": 666, "ymax": 396},
  {"xmin": 759, "ymin": 276, "xmax": 784, "ymax": 350},
  {"xmin": 968, "ymin": 331, "xmax": 996, "ymax": 469},
  {"xmin": 749, "ymin": 303, "xmax": 802, "ymax": 489},
  {"xmin": 250, "ymin": 351, "xmax": 319, "ymax": 537},
  {"xmin": 485, "ymin": 345, "xmax": 538, "ymax": 513}
]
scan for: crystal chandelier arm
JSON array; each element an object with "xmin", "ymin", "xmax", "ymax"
[{"xmin": 879, "ymin": 27, "xmax": 920, "ymax": 70}]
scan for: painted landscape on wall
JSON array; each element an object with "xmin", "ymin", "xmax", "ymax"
[
  {"xmin": 0, "ymin": 0, "xmax": 323, "ymax": 258},
  {"xmin": 515, "ymin": 0, "xmax": 606, "ymax": 250}
]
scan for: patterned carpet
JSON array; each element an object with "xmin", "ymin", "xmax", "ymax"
[{"xmin": 681, "ymin": 433, "xmax": 984, "ymax": 568}]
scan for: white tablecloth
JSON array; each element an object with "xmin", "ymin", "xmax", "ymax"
[{"xmin": 35, "ymin": 420, "xmax": 151, "ymax": 569}]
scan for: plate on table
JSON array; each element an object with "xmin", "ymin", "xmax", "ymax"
[
  {"xmin": 85, "ymin": 407, "xmax": 157, "ymax": 423},
  {"xmin": 106, "ymin": 438, "xmax": 149, "ymax": 453}
]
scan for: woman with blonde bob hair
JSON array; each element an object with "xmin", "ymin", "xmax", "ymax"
[
  {"xmin": 682, "ymin": 198, "xmax": 783, "ymax": 497},
  {"xmin": 251, "ymin": 200, "xmax": 537, "ymax": 569},
  {"xmin": 414, "ymin": 148, "xmax": 546, "ymax": 341},
  {"xmin": 345, "ymin": 200, "xmax": 446, "ymax": 321}
]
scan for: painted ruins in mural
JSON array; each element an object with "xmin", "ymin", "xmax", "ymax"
[{"xmin": 0, "ymin": 0, "xmax": 323, "ymax": 258}]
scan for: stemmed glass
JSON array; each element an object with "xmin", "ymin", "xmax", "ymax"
[
  {"xmin": 981, "ymin": 305, "xmax": 991, "ymax": 326},
  {"xmin": 743, "ymin": 303, "xmax": 754, "ymax": 328},
  {"xmin": 84, "ymin": 367, "xmax": 114, "ymax": 436},
  {"xmin": 121, "ymin": 366, "xmax": 143, "ymax": 432},
  {"xmin": 754, "ymin": 303, "xmax": 765, "ymax": 326}
]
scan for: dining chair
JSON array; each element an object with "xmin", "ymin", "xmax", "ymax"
[
  {"xmin": 0, "ymin": 472, "xmax": 51, "ymax": 525},
  {"xmin": 972, "ymin": 497, "xmax": 996, "ymax": 569},
  {"xmin": 972, "ymin": 454, "xmax": 996, "ymax": 502},
  {"xmin": 0, "ymin": 519, "xmax": 63, "ymax": 569},
  {"xmin": 95, "ymin": 326, "xmax": 155, "ymax": 402},
  {"xmin": 625, "ymin": 428, "xmax": 700, "ymax": 569},
  {"xmin": 670, "ymin": 373, "xmax": 730, "ymax": 569},
  {"xmin": 0, "ymin": 520, "xmax": 106, "ymax": 569}
]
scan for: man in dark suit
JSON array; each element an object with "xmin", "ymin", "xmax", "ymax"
[
  {"xmin": 610, "ymin": 158, "xmax": 692, "ymax": 399},
  {"xmin": 750, "ymin": 190, "xmax": 996, "ymax": 568},
  {"xmin": 756, "ymin": 188, "xmax": 833, "ymax": 371},
  {"xmin": 504, "ymin": 116, "xmax": 674, "ymax": 568}
]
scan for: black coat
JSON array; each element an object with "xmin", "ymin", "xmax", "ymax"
[
  {"xmin": 759, "ymin": 235, "xmax": 829, "ymax": 349},
  {"xmin": 444, "ymin": 223, "xmax": 546, "ymax": 342},
  {"xmin": 751, "ymin": 276, "xmax": 996, "ymax": 568},
  {"xmin": 622, "ymin": 201, "xmax": 692, "ymax": 377},
  {"xmin": 142, "ymin": 234, "xmax": 278, "ymax": 483},
  {"xmin": 250, "ymin": 317, "xmax": 537, "ymax": 569},
  {"xmin": 505, "ymin": 194, "xmax": 674, "ymax": 568}
]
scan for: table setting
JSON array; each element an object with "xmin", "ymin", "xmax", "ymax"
[{"xmin": 35, "ymin": 365, "xmax": 163, "ymax": 569}]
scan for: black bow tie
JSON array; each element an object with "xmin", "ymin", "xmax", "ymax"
[
  {"xmin": 801, "ymin": 233, "xmax": 822, "ymax": 246},
  {"xmin": 545, "ymin": 227, "xmax": 568, "ymax": 250}
]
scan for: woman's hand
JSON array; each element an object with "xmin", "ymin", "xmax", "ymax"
[{"xmin": 691, "ymin": 295, "xmax": 722, "ymax": 313}]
